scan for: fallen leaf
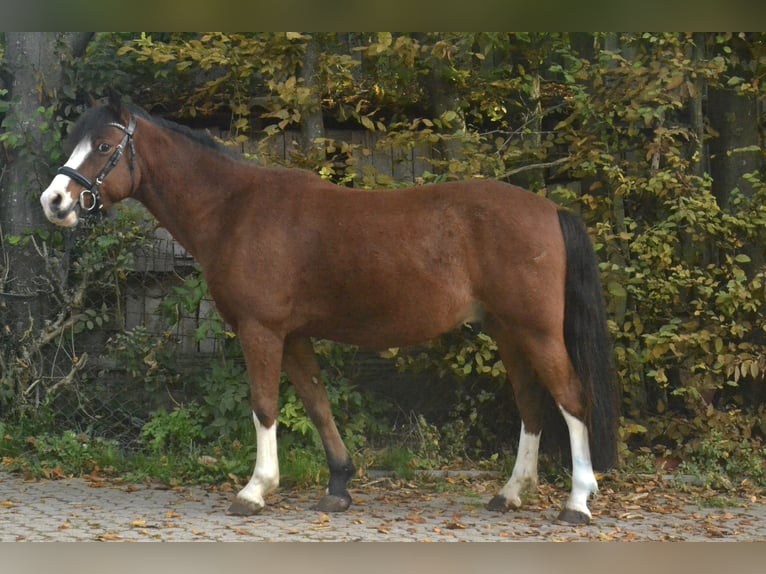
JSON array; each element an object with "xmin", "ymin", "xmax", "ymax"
[
  {"xmin": 312, "ymin": 513, "xmax": 330, "ymax": 524},
  {"xmin": 130, "ymin": 519, "xmax": 147, "ymax": 528},
  {"xmin": 444, "ymin": 520, "xmax": 467, "ymax": 530},
  {"xmin": 97, "ymin": 534, "xmax": 122, "ymax": 541}
]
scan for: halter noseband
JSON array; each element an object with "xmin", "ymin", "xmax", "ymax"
[{"xmin": 57, "ymin": 115, "xmax": 137, "ymax": 214}]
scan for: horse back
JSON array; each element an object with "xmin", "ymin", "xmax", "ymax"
[{"xmin": 206, "ymin": 172, "xmax": 565, "ymax": 348}]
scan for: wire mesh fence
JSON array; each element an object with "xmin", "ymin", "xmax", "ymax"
[{"xmin": 29, "ymin": 128, "xmax": 507, "ymax": 452}]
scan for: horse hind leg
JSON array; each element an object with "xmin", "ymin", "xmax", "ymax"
[
  {"xmin": 282, "ymin": 336, "xmax": 356, "ymax": 512},
  {"xmin": 534, "ymin": 338, "xmax": 599, "ymax": 524},
  {"xmin": 556, "ymin": 405, "xmax": 598, "ymax": 524},
  {"xmin": 488, "ymin": 327, "xmax": 598, "ymax": 524}
]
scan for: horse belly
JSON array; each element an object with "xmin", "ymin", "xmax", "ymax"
[{"xmin": 301, "ymin": 278, "xmax": 481, "ymax": 350}]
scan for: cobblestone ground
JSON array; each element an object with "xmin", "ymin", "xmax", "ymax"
[{"xmin": 2, "ymin": 470, "xmax": 766, "ymax": 541}]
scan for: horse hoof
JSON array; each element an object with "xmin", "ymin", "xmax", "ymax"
[
  {"xmin": 486, "ymin": 495, "xmax": 510, "ymax": 512},
  {"xmin": 315, "ymin": 493, "xmax": 352, "ymax": 512},
  {"xmin": 227, "ymin": 497, "xmax": 265, "ymax": 516},
  {"xmin": 556, "ymin": 508, "xmax": 591, "ymax": 525}
]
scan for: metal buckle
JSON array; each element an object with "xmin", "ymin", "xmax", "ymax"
[{"xmin": 79, "ymin": 189, "xmax": 100, "ymax": 211}]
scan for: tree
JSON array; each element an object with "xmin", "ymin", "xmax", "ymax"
[
  {"xmin": 0, "ymin": 32, "xmax": 92, "ymax": 411},
  {"xmin": 2, "ymin": 32, "xmax": 766, "ymax": 477},
  {"xmin": 298, "ymin": 34, "xmax": 326, "ymax": 161}
]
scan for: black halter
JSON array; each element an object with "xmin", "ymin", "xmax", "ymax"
[{"xmin": 57, "ymin": 115, "xmax": 137, "ymax": 214}]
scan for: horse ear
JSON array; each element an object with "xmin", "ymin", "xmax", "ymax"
[
  {"xmin": 107, "ymin": 89, "xmax": 122, "ymax": 112},
  {"xmin": 106, "ymin": 89, "xmax": 131, "ymax": 123}
]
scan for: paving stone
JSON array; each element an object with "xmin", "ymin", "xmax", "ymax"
[{"xmin": 2, "ymin": 471, "xmax": 766, "ymax": 541}]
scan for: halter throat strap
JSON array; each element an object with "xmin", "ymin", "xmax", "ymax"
[{"xmin": 56, "ymin": 115, "xmax": 137, "ymax": 214}]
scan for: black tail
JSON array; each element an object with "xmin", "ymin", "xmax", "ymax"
[{"xmin": 557, "ymin": 209, "xmax": 618, "ymax": 471}]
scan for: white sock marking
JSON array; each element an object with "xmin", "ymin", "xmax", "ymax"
[
  {"xmin": 559, "ymin": 406, "xmax": 598, "ymax": 518},
  {"xmin": 498, "ymin": 422, "xmax": 540, "ymax": 507},
  {"xmin": 235, "ymin": 413, "xmax": 279, "ymax": 510}
]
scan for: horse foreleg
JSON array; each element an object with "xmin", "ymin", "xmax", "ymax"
[
  {"xmin": 228, "ymin": 325, "xmax": 283, "ymax": 516},
  {"xmin": 228, "ymin": 413, "xmax": 280, "ymax": 515},
  {"xmin": 283, "ymin": 337, "xmax": 356, "ymax": 512},
  {"xmin": 556, "ymin": 406, "xmax": 598, "ymax": 524}
]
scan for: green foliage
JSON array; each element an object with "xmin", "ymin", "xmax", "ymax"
[
  {"xmin": 0, "ymin": 423, "xmax": 123, "ymax": 478},
  {"xmin": 0, "ymin": 207, "xmax": 153, "ymax": 420},
  {"xmin": 679, "ymin": 427, "xmax": 766, "ymax": 489},
  {"xmin": 105, "ymin": 327, "xmax": 180, "ymax": 390},
  {"xmin": 372, "ymin": 446, "xmax": 417, "ymax": 479},
  {"xmin": 160, "ymin": 273, "xmax": 233, "ymax": 342},
  {"xmin": 4, "ymin": 32, "xmax": 766, "ymax": 492},
  {"xmin": 140, "ymin": 406, "xmax": 205, "ymax": 454},
  {"xmin": 194, "ymin": 358, "xmax": 251, "ymax": 442}
]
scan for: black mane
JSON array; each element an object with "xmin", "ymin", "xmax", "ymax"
[{"xmin": 66, "ymin": 103, "xmax": 238, "ymax": 159}]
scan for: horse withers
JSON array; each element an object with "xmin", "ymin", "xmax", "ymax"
[{"xmin": 40, "ymin": 94, "xmax": 618, "ymax": 524}]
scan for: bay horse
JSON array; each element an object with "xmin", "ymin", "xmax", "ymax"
[{"xmin": 40, "ymin": 94, "xmax": 618, "ymax": 524}]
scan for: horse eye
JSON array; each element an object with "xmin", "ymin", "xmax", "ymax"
[{"xmin": 98, "ymin": 143, "xmax": 111, "ymax": 153}]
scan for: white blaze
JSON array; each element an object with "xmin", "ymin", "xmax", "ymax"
[{"xmin": 40, "ymin": 139, "xmax": 92, "ymax": 227}]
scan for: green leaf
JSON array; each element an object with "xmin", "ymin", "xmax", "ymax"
[
  {"xmin": 608, "ymin": 281, "xmax": 627, "ymax": 298},
  {"xmin": 360, "ymin": 115, "xmax": 375, "ymax": 131}
]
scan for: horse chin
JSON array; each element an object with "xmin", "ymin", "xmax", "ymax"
[{"xmin": 50, "ymin": 209, "xmax": 79, "ymax": 228}]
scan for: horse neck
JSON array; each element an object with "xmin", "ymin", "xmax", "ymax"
[{"xmin": 132, "ymin": 121, "xmax": 248, "ymax": 264}]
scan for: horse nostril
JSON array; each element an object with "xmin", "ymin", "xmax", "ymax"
[{"xmin": 51, "ymin": 192, "xmax": 63, "ymax": 208}]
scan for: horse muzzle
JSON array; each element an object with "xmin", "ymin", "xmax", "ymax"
[{"xmin": 40, "ymin": 185, "xmax": 80, "ymax": 227}]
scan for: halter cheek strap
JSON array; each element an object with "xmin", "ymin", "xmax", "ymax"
[{"xmin": 56, "ymin": 115, "xmax": 137, "ymax": 214}]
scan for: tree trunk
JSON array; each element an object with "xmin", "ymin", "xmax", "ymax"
[
  {"xmin": 690, "ymin": 33, "xmax": 707, "ymax": 179},
  {"xmin": 0, "ymin": 32, "xmax": 92, "ymax": 337},
  {"xmin": 707, "ymin": 38, "xmax": 763, "ymax": 269},
  {"xmin": 299, "ymin": 34, "xmax": 326, "ymax": 162},
  {"xmin": 708, "ymin": 88, "xmax": 760, "ymax": 208},
  {"xmin": 426, "ymin": 38, "xmax": 467, "ymax": 174},
  {"xmin": 429, "ymin": 71, "xmax": 466, "ymax": 166},
  {"xmin": 708, "ymin": 61, "xmax": 760, "ymax": 209},
  {"xmin": 603, "ymin": 32, "xmax": 629, "ymax": 327}
]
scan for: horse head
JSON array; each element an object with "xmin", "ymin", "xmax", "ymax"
[{"xmin": 40, "ymin": 91, "xmax": 138, "ymax": 227}]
